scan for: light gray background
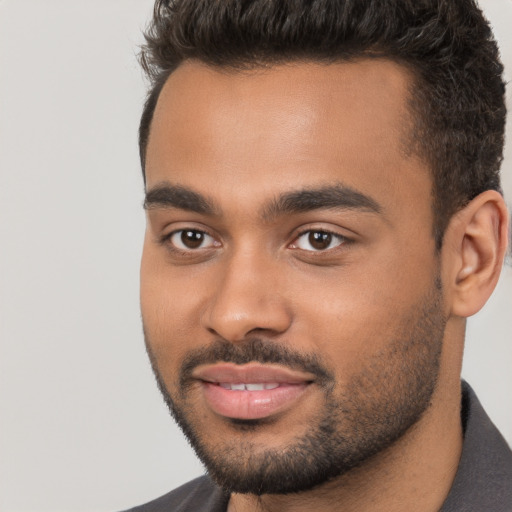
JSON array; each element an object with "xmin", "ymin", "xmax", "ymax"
[{"xmin": 0, "ymin": 1, "xmax": 510, "ymax": 511}]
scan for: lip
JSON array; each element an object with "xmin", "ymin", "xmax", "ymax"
[
  {"xmin": 192, "ymin": 363, "xmax": 314, "ymax": 420},
  {"xmin": 192, "ymin": 362, "xmax": 316, "ymax": 384}
]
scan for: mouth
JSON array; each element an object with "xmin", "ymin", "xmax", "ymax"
[
  {"xmin": 192, "ymin": 363, "xmax": 314, "ymax": 420},
  {"xmin": 218, "ymin": 382, "xmax": 280, "ymax": 390}
]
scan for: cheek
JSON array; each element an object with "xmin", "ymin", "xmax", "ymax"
[
  {"xmin": 140, "ymin": 248, "xmax": 201, "ymax": 366},
  {"xmin": 293, "ymin": 249, "xmax": 437, "ymax": 372}
]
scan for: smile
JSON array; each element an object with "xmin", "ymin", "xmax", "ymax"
[
  {"xmin": 219, "ymin": 382, "xmax": 280, "ymax": 390},
  {"xmin": 192, "ymin": 363, "xmax": 314, "ymax": 420}
]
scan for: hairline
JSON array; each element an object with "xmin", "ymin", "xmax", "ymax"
[{"xmin": 140, "ymin": 54, "xmax": 427, "ymax": 172}]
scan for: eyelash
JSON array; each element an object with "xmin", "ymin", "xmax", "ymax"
[
  {"xmin": 160, "ymin": 229, "xmax": 219, "ymax": 253},
  {"xmin": 160, "ymin": 227, "xmax": 349, "ymax": 254},
  {"xmin": 291, "ymin": 229, "xmax": 348, "ymax": 252}
]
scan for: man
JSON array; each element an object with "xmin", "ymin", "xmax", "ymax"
[{"xmin": 126, "ymin": 0, "xmax": 512, "ymax": 510}]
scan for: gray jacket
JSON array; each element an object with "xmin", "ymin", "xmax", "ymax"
[{"xmin": 123, "ymin": 382, "xmax": 512, "ymax": 512}]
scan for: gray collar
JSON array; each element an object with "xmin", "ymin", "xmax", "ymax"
[{"xmin": 439, "ymin": 381, "xmax": 512, "ymax": 511}]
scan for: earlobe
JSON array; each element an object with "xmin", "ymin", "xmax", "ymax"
[{"xmin": 447, "ymin": 190, "xmax": 509, "ymax": 318}]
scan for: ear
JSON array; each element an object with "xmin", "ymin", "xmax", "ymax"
[{"xmin": 443, "ymin": 190, "xmax": 509, "ymax": 318}]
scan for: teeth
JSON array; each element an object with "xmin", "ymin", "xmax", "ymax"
[
  {"xmin": 219, "ymin": 383, "xmax": 280, "ymax": 391},
  {"xmin": 245, "ymin": 383, "xmax": 265, "ymax": 391}
]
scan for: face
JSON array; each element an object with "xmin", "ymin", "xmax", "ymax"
[{"xmin": 141, "ymin": 60, "xmax": 446, "ymax": 494}]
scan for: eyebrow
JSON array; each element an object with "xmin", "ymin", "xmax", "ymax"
[
  {"xmin": 144, "ymin": 183, "xmax": 218, "ymax": 215},
  {"xmin": 144, "ymin": 182, "xmax": 382, "ymax": 219},
  {"xmin": 261, "ymin": 184, "xmax": 382, "ymax": 221}
]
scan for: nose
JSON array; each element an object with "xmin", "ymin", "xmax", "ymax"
[{"xmin": 201, "ymin": 250, "xmax": 292, "ymax": 342}]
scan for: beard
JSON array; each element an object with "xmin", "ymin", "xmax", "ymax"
[{"xmin": 144, "ymin": 280, "xmax": 445, "ymax": 496}]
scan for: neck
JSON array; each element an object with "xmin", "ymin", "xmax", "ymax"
[{"xmin": 228, "ymin": 374, "xmax": 463, "ymax": 512}]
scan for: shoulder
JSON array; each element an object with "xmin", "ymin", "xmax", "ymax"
[
  {"xmin": 120, "ymin": 475, "xmax": 228, "ymax": 512},
  {"xmin": 440, "ymin": 382, "xmax": 512, "ymax": 511}
]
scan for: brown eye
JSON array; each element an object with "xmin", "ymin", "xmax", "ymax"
[
  {"xmin": 293, "ymin": 230, "xmax": 345, "ymax": 251},
  {"xmin": 309, "ymin": 231, "xmax": 332, "ymax": 250},
  {"xmin": 169, "ymin": 229, "xmax": 217, "ymax": 250},
  {"xmin": 182, "ymin": 230, "xmax": 204, "ymax": 248}
]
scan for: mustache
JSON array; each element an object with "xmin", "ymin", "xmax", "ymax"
[{"xmin": 179, "ymin": 338, "xmax": 334, "ymax": 390}]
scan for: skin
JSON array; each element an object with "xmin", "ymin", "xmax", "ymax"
[{"xmin": 140, "ymin": 60, "xmax": 509, "ymax": 512}]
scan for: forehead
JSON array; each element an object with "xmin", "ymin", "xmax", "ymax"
[{"xmin": 146, "ymin": 59, "xmax": 431, "ymax": 220}]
